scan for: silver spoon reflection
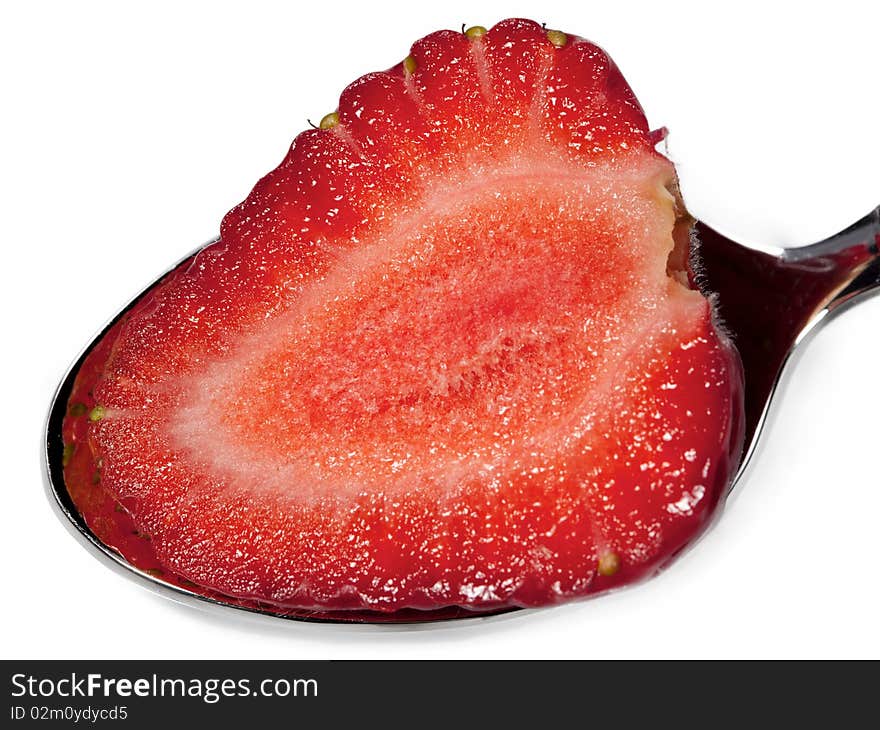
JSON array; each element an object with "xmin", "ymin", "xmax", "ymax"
[{"xmin": 43, "ymin": 204, "xmax": 880, "ymax": 624}]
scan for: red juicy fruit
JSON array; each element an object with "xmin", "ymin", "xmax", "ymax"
[{"xmin": 62, "ymin": 19, "xmax": 744, "ymax": 616}]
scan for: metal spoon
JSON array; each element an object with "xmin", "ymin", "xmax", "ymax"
[{"xmin": 43, "ymin": 204, "xmax": 880, "ymax": 624}]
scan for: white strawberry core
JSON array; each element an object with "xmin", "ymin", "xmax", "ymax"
[{"xmin": 169, "ymin": 153, "xmax": 702, "ymax": 500}]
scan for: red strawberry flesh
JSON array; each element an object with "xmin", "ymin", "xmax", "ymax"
[{"xmin": 62, "ymin": 19, "xmax": 743, "ymax": 617}]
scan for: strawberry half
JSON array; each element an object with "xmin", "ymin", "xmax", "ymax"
[{"xmin": 62, "ymin": 19, "xmax": 744, "ymax": 618}]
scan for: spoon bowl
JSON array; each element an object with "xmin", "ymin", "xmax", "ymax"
[{"xmin": 44, "ymin": 205, "xmax": 880, "ymax": 623}]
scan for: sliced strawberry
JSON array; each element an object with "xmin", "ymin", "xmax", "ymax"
[{"xmin": 63, "ymin": 19, "xmax": 743, "ymax": 616}]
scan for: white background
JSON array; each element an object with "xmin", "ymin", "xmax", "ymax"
[{"xmin": 2, "ymin": 0, "xmax": 878, "ymax": 659}]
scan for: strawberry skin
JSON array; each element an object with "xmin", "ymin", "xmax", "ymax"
[{"xmin": 62, "ymin": 19, "xmax": 744, "ymax": 617}]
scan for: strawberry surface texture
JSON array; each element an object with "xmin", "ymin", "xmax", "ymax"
[{"xmin": 63, "ymin": 18, "xmax": 744, "ymax": 619}]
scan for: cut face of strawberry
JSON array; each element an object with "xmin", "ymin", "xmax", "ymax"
[{"xmin": 62, "ymin": 18, "xmax": 744, "ymax": 618}]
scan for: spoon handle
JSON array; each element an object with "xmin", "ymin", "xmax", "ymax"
[
  {"xmin": 782, "ymin": 205, "xmax": 880, "ymax": 316},
  {"xmin": 694, "ymin": 205, "xmax": 879, "ymax": 454}
]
